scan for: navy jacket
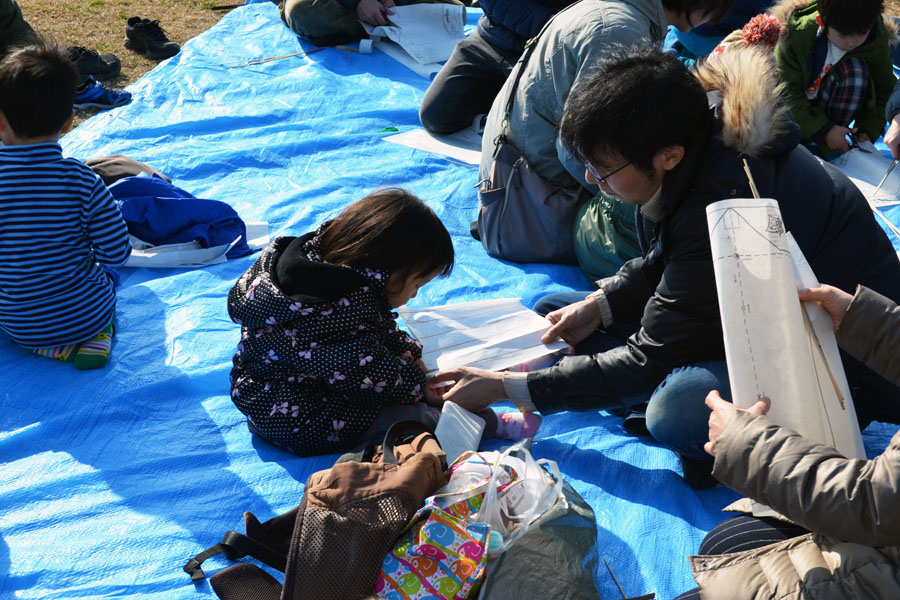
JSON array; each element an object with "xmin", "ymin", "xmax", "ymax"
[{"xmin": 477, "ymin": 0, "xmax": 577, "ymax": 52}]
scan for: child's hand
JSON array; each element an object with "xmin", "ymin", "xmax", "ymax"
[
  {"xmin": 357, "ymin": 0, "xmax": 393, "ymax": 26},
  {"xmin": 824, "ymin": 125, "xmax": 853, "ymax": 153}
]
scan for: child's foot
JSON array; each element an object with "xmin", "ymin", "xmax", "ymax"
[
  {"xmin": 74, "ymin": 324, "xmax": 114, "ymax": 370},
  {"xmin": 494, "ymin": 411, "xmax": 542, "ymax": 440},
  {"xmin": 33, "ymin": 344, "xmax": 78, "ymax": 362}
]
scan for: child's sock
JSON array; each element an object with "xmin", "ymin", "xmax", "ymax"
[
  {"xmin": 33, "ymin": 344, "xmax": 78, "ymax": 362},
  {"xmin": 480, "ymin": 410, "xmax": 542, "ymax": 441},
  {"xmin": 74, "ymin": 324, "xmax": 114, "ymax": 370}
]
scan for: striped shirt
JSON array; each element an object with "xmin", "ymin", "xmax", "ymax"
[{"xmin": 0, "ymin": 143, "xmax": 132, "ymax": 347}]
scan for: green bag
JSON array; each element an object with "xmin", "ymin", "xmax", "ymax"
[{"xmin": 573, "ymin": 192, "xmax": 641, "ymax": 283}]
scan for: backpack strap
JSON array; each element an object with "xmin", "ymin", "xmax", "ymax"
[
  {"xmin": 381, "ymin": 419, "xmax": 437, "ymax": 465},
  {"xmin": 183, "ymin": 529, "xmax": 288, "ymax": 581}
]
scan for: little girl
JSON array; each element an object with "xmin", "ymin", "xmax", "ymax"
[{"xmin": 228, "ymin": 189, "xmax": 539, "ymax": 456}]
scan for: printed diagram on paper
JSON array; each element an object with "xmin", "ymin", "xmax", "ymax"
[
  {"xmin": 707, "ymin": 199, "xmax": 864, "ymax": 461},
  {"xmin": 362, "ymin": 4, "xmax": 466, "ymax": 66},
  {"xmin": 397, "ymin": 298, "xmax": 566, "ymax": 372}
]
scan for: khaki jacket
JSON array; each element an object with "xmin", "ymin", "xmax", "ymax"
[{"xmin": 690, "ymin": 286, "xmax": 900, "ymax": 599}]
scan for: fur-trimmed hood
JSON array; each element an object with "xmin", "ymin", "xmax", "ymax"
[{"xmin": 694, "ymin": 46, "xmax": 792, "ymax": 159}]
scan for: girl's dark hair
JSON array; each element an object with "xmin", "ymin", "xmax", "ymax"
[
  {"xmin": 559, "ymin": 45, "xmax": 709, "ymax": 175},
  {"xmin": 320, "ymin": 188, "xmax": 454, "ymax": 280}
]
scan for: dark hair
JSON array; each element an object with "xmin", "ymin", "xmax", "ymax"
[
  {"xmin": 320, "ymin": 188, "xmax": 454, "ymax": 281},
  {"xmin": 818, "ymin": 0, "xmax": 882, "ymax": 36},
  {"xmin": 0, "ymin": 42, "xmax": 78, "ymax": 139},
  {"xmin": 661, "ymin": 0, "xmax": 737, "ymax": 26},
  {"xmin": 559, "ymin": 46, "xmax": 709, "ymax": 175}
]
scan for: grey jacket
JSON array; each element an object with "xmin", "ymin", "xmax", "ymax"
[
  {"xmin": 478, "ymin": 0, "xmax": 668, "ymax": 191},
  {"xmin": 690, "ymin": 285, "xmax": 900, "ymax": 599}
]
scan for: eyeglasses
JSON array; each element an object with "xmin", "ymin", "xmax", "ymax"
[{"xmin": 586, "ymin": 160, "xmax": 632, "ymax": 185}]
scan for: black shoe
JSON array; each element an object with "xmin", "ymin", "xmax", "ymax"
[
  {"xmin": 124, "ymin": 17, "xmax": 180, "ymax": 60},
  {"xmin": 470, "ymin": 220, "xmax": 481, "ymax": 241},
  {"xmin": 67, "ymin": 46, "xmax": 121, "ymax": 80},
  {"xmin": 679, "ymin": 455, "xmax": 718, "ymax": 490}
]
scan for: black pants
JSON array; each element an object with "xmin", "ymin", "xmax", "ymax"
[
  {"xmin": 674, "ymin": 515, "xmax": 810, "ymax": 599},
  {"xmin": 419, "ymin": 30, "xmax": 520, "ymax": 135}
]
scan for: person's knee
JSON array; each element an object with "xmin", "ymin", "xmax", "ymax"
[
  {"xmin": 646, "ymin": 363, "xmax": 728, "ymax": 457},
  {"xmin": 280, "ymin": 0, "xmax": 315, "ymax": 32},
  {"xmin": 532, "ymin": 292, "xmax": 587, "ymax": 317},
  {"xmin": 419, "ymin": 99, "xmax": 453, "ymax": 135}
]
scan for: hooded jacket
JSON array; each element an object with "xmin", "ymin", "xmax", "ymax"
[
  {"xmin": 524, "ymin": 47, "xmax": 900, "ymax": 414},
  {"xmin": 478, "ymin": 0, "xmax": 669, "ymax": 191},
  {"xmin": 689, "ymin": 285, "xmax": 900, "ymax": 599},
  {"xmin": 228, "ymin": 233, "xmax": 426, "ymax": 457},
  {"xmin": 772, "ymin": 0, "xmax": 897, "ymax": 148}
]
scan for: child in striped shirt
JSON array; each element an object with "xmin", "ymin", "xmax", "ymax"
[{"xmin": 0, "ymin": 43, "xmax": 131, "ymax": 369}]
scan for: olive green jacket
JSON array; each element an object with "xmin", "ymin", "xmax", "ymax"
[
  {"xmin": 773, "ymin": 0, "xmax": 897, "ymax": 150},
  {"xmin": 690, "ymin": 285, "xmax": 900, "ymax": 599}
]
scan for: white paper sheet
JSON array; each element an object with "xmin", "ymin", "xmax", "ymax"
[
  {"xmin": 706, "ymin": 199, "xmax": 863, "ymax": 454},
  {"xmin": 707, "ymin": 198, "xmax": 864, "ymax": 516},
  {"xmin": 382, "ymin": 127, "xmax": 481, "ymax": 165},
  {"xmin": 362, "ymin": 4, "xmax": 465, "ymax": 65},
  {"xmin": 831, "ymin": 147, "xmax": 900, "ymax": 204},
  {"xmin": 397, "ymin": 298, "xmax": 566, "ymax": 372},
  {"xmin": 125, "ymin": 222, "xmax": 269, "ymax": 268}
]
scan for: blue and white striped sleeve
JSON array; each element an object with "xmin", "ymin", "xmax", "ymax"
[{"xmin": 85, "ymin": 177, "xmax": 131, "ymax": 268}]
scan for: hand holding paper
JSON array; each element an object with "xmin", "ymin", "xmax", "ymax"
[
  {"xmin": 429, "ymin": 367, "xmax": 506, "ymax": 413},
  {"xmin": 541, "ymin": 297, "xmax": 603, "ymax": 348}
]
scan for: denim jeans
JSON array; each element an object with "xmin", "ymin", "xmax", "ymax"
[{"xmin": 533, "ymin": 291, "xmax": 731, "ymax": 459}]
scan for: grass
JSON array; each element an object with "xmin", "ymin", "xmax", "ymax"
[{"xmin": 20, "ymin": 0, "xmax": 240, "ymax": 126}]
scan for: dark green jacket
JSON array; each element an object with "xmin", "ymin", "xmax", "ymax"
[{"xmin": 774, "ymin": 0, "xmax": 896, "ymax": 150}]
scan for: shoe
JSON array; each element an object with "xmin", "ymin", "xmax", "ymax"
[
  {"xmin": 124, "ymin": 17, "xmax": 180, "ymax": 60},
  {"xmin": 67, "ymin": 46, "xmax": 121, "ymax": 80},
  {"xmin": 73, "ymin": 77, "xmax": 132, "ymax": 110},
  {"xmin": 679, "ymin": 454, "xmax": 718, "ymax": 490}
]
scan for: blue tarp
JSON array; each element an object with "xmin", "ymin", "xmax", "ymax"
[{"xmin": 2, "ymin": 4, "xmax": 899, "ymax": 599}]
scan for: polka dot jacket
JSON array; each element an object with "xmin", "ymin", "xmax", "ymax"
[{"xmin": 227, "ymin": 231, "xmax": 426, "ymax": 456}]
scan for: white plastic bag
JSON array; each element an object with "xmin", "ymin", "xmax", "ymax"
[{"xmin": 433, "ymin": 442, "xmax": 564, "ymax": 556}]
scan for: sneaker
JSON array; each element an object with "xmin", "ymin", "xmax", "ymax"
[
  {"xmin": 124, "ymin": 17, "xmax": 180, "ymax": 60},
  {"xmin": 67, "ymin": 46, "xmax": 121, "ymax": 81},
  {"xmin": 73, "ymin": 76, "xmax": 132, "ymax": 110}
]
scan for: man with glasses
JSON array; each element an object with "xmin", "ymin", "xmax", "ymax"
[
  {"xmin": 436, "ymin": 45, "xmax": 900, "ymax": 488},
  {"xmin": 476, "ymin": 0, "xmax": 736, "ymax": 270}
]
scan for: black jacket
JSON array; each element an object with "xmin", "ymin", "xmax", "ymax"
[
  {"xmin": 526, "ymin": 50, "xmax": 900, "ymax": 413},
  {"xmin": 228, "ymin": 233, "xmax": 426, "ymax": 456}
]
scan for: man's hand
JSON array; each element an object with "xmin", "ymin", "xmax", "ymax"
[
  {"xmin": 428, "ymin": 367, "xmax": 505, "ymax": 413},
  {"xmin": 704, "ymin": 390, "xmax": 770, "ymax": 456},
  {"xmin": 357, "ymin": 0, "xmax": 394, "ymax": 26},
  {"xmin": 798, "ymin": 284, "xmax": 853, "ymax": 331},
  {"xmin": 885, "ymin": 115, "xmax": 900, "ymax": 159},
  {"xmin": 824, "ymin": 125, "xmax": 854, "ymax": 153},
  {"xmin": 540, "ymin": 297, "xmax": 603, "ymax": 348}
]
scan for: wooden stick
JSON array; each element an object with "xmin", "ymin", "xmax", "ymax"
[
  {"xmin": 801, "ymin": 304, "xmax": 846, "ymax": 409},
  {"xmin": 220, "ymin": 47, "xmax": 324, "ymax": 68},
  {"xmin": 864, "ymin": 196, "xmax": 900, "ymax": 240},
  {"xmin": 742, "ymin": 158, "xmax": 761, "ymax": 199}
]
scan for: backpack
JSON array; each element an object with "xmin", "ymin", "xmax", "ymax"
[{"xmin": 183, "ymin": 421, "xmax": 446, "ymax": 600}]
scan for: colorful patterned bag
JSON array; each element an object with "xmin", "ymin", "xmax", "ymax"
[
  {"xmin": 376, "ymin": 445, "xmax": 562, "ymax": 600},
  {"xmin": 376, "ymin": 491, "xmax": 490, "ymax": 600}
]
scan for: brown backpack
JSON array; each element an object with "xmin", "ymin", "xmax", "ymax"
[{"xmin": 183, "ymin": 421, "xmax": 446, "ymax": 600}]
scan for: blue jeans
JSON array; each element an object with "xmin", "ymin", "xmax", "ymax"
[{"xmin": 534, "ymin": 292, "xmax": 732, "ymax": 460}]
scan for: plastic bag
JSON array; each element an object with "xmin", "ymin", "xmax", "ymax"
[{"xmin": 433, "ymin": 442, "xmax": 564, "ymax": 555}]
